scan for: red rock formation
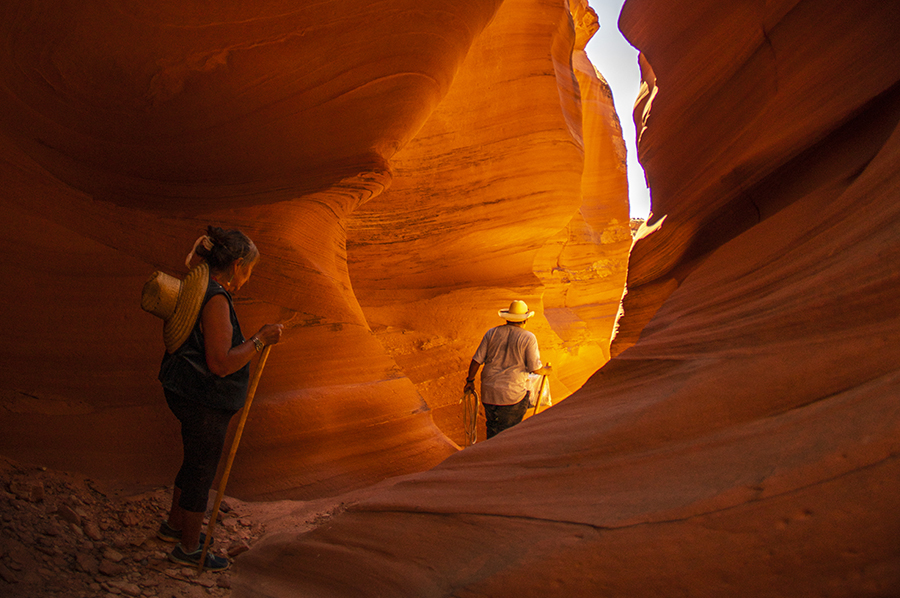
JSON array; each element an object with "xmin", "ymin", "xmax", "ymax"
[
  {"xmin": 1, "ymin": 0, "xmax": 507, "ymax": 498},
  {"xmin": 0, "ymin": 0, "xmax": 628, "ymax": 502},
  {"xmin": 346, "ymin": 0, "xmax": 630, "ymax": 444},
  {"xmin": 232, "ymin": 0, "xmax": 900, "ymax": 596}
]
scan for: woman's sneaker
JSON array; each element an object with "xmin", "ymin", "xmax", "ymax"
[
  {"xmin": 156, "ymin": 521, "xmax": 213, "ymax": 546},
  {"xmin": 168, "ymin": 543, "xmax": 230, "ymax": 572}
]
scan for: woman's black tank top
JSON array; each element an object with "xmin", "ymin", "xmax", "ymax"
[{"xmin": 158, "ymin": 276, "xmax": 250, "ymax": 412}]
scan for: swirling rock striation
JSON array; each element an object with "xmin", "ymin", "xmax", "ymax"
[
  {"xmin": 346, "ymin": 0, "xmax": 630, "ymax": 444},
  {"xmin": 232, "ymin": 0, "xmax": 900, "ymax": 596},
  {"xmin": 0, "ymin": 0, "xmax": 628, "ymax": 501},
  {"xmin": 0, "ymin": 0, "xmax": 501, "ymax": 499}
]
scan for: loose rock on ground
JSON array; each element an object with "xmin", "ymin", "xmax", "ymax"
[{"xmin": 0, "ymin": 457, "xmax": 268, "ymax": 598}]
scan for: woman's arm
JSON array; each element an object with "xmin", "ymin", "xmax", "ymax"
[{"xmin": 202, "ymin": 295, "xmax": 282, "ymax": 377}]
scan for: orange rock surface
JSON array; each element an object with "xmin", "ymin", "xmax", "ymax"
[
  {"xmin": 10, "ymin": 0, "xmax": 898, "ymax": 594},
  {"xmin": 0, "ymin": 0, "xmax": 628, "ymax": 503},
  {"xmin": 230, "ymin": 0, "xmax": 900, "ymax": 596},
  {"xmin": 346, "ymin": 0, "xmax": 630, "ymax": 445}
]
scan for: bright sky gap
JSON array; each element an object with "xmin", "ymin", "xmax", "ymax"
[{"xmin": 585, "ymin": 0, "xmax": 650, "ymax": 220}]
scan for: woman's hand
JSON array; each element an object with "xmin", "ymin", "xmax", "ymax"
[
  {"xmin": 204, "ymin": 297, "xmax": 284, "ymax": 376},
  {"xmin": 254, "ymin": 323, "xmax": 283, "ymax": 346}
]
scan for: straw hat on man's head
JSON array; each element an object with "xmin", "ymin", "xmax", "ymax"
[
  {"xmin": 499, "ymin": 299, "xmax": 534, "ymax": 322},
  {"xmin": 141, "ymin": 263, "xmax": 209, "ymax": 354}
]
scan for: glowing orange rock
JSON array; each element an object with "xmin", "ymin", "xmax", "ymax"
[
  {"xmin": 346, "ymin": 0, "xmax": 630, "ymax": 444},
  {"xmin": 0, "ymin": 0, "xmax": 505, "ymax": 497},
  {"xmin": 232, "ymin": 0, "xmax": 900, "ymax": 595},
  {"xmin": 0, "ymin": 0, "xmax": 628, "ymax": 502}
]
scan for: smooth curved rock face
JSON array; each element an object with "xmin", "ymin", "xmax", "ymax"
[
  {"xmin": 0, "ymin": 1, "xmax": 498, "ymax": 205},
  {"xmin": 346, "ymin": 0, "xmax": 630, "ymax": 444},
  {"xmin": 0, "ymin": 0, "xmax": 504, "ymax": 498},
  {"xmin": 0, "ymin": 0, "xmax": 628, "ymax": 499},
  {"xmin": 232, "ymin": 0, "xmax": 900, "ymax": 596}
]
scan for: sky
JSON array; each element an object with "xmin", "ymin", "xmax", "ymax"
[{"xmin": 584, "ymin": 0, "xmax": 650, "ymax": 220}]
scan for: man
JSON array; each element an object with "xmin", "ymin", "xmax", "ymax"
[{"xmin": 464, "ymin": 300, "xmax": 552, "ymax": 439}]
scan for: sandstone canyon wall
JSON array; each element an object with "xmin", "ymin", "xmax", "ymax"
[
  {"xmin": 0, "ymin": 0, "xmax": 628, "ymax": 501},
  {"xmin": 232, "ymin": 0, "xmax": 900, "ymax": 596},
  {"xmin": 346, "ymin": 0, "xmax": 630, "ymax": 445}
]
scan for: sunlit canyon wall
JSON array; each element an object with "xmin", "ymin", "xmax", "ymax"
[
  {"xmin": 233, "ymin": 0, "xmax": 900, "ymax": 596},
  {"xmin": 346, "ymin": 0, "xmax": 630, "ymax": 444},
  {"xmin": 0, "ymin": 0, "xmax": 629, "ymax": 501}
]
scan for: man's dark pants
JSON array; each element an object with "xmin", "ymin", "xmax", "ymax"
[{"xmin": 483, "ymin": 393, "xmax": 529, "ymax": 439}]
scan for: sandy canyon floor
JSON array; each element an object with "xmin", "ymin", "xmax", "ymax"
[{"xmin": 0, "ymin": 456, "xmax": 348, "ymax": 598}]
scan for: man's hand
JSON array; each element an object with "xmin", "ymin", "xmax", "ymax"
[{"xmin": 533, "ymin": 362, "xmax": 552, "ymax": 376}]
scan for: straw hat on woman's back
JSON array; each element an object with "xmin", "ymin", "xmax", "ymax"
[{"xmin": 141, "ymin": 263, "xmax": 209, "ymax": 353}]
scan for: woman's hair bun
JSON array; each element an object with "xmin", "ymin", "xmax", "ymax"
[{"xmin": 198, "ymin": 226, "xmax": 257, "ymax": 270}]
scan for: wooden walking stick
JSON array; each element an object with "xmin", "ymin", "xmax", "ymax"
[{"xmin": 198, "ymin": 345, "xmax": 272, "ymax": 572}]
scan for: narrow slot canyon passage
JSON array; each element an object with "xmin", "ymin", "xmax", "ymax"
[{"xmin": 2, "ymin": 1, "xmax": 900, "ymax": 596}]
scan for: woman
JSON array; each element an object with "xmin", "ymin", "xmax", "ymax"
[{"xmin": 156, "ymin": 226, "xmax": 282, "ymax": 571}]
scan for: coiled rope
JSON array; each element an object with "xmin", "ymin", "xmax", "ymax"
[{"xmin": 461, "ymin": 388, "xmax": 479, "ymax": 447}]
